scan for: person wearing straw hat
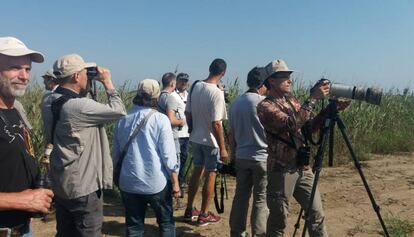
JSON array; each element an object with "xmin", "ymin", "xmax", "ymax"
[
  {"xmin": 257, "ymin": 59, "xmax": 330, "ymax": 237},
  {"xmin": 40, "ymin": 53, "xmax": 126, "ymax": 237}
]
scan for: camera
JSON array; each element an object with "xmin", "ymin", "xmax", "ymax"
[
  {"xmin": 217, "ymin": 161, "xmax": 237, "ymax": 177},
  {"xmin": 32, "ymin": 173, "xmax": 52, "ymax": 218},
  {"xmin": 86, "ymin": 67, "xmax": 99, "ymax": 80},
  {"xmin": 312, "ymin": 78, "xmax": 383, "ymax": 105}
]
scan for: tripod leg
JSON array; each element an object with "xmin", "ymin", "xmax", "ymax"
[
  {"xmin": 336, "ymin": 117, "xmax": 390, "ymax": 237},
  {"xmin": 328, "ymin": 121, "xmax": 335, "ymax": 167},
  {"xmin": 292, "ymin": 209, "xmax": 303, "ymax": 237},
  {"xmin": 302, "ymin": 118, "xmax": 332, "ymax": 237}
]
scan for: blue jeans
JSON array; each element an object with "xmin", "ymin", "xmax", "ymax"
[
  {"xmin": 191, "ymin": 142, "xmax": 219, "ymax": 171},
  {"xmin": 178, "ymin": 137, "xmax": 189, "ymax": 186},
  {"xmin": 121, "ymin": 183, "xmax": 175, "ymax": 237}
]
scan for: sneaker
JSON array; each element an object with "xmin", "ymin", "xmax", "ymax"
[
  {"xmin": 197, "ymin": 212, "xmax": 221, "ymax": 226},
  {"xmin": 183, "ymin": 207, "xmax": 200, "ymax": 222}
]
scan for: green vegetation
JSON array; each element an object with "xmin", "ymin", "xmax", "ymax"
[
  {"xmin": 384, "ymin": 215, "xmax": 414, "ymax": 237},
  {"xmin": 22, "ymin": 79, "xmax": 414, "ymax": 166}
]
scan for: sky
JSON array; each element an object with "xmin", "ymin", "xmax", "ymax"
[{"xmin": 2, "ymin": 0, "xmax": 414, "ymax": 91}]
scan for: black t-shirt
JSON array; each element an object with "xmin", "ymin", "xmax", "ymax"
[{"xmin": 0, "ymin": 108, "xmax": 38, "ymax": 227}]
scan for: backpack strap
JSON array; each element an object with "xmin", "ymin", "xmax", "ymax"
[
  {"xmin": 50, "ymin": 95, "xmax": 72, "ymax": 144},
  {"xmin": 113, "ymin": 109, "xmax": 157, "ymax": 187}
]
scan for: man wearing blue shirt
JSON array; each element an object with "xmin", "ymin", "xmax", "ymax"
[{"xmin": 113, "ymin": 79, "xmax": 180, "ymax": 237}]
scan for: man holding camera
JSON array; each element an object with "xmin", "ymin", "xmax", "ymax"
[
  {"xmin": 257, "ymin": 59, "xmax": 331, "ymax": 237},
  {"xmin": 229, "ymin": 66, "xmax": 269, "ymax": 237},
  {"xmin": 184, "ymin": 58, "xmax": 228, "ymax": 226},
  {"xmin": 40, "ymin": 54, "xmax": 126, "ymax": 237},
  {"xmin": 0, "ymin": 37, "xmax": 54, "ymax": 236}
]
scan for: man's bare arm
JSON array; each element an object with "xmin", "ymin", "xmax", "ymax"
[
  {"xmin": 0, "ymin": 189, "xmax": 54, "ymax": 214},
  {"xmin": 212, "ymin": 121, "xmax": 228, "ymax": 161},
  {"xmin": 166, "ymin": 109, "xmax": 185, "ymax": 126}
]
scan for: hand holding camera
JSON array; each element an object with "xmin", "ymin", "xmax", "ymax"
[
  {"xmin": 310, "ymin": 79, "xmax": 330, "ymax": 100},
  {"xmin": 87, "ymin": 66, "xmax": 115, "ymax": 90}
]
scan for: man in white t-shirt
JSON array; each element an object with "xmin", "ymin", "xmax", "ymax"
[
  {"xmin": 184, "ymin": 59, "xmax": 228, "ymax": 226},
  {"xmin": 171, "ymin": 72, "xmax": 190, "ymax": 193}
]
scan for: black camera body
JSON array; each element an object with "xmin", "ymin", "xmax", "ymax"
[
  {"xmin": 296, "ymin": 146, "xmax": 310, "ymax": 167},
  {"xmin": 86, "ymin": 67, "xmax": 99, "ymax": 80},
  {"xmin": 217, "ymin": 162, "xmax": 237, "ymax": 177},
  {"xmin": 32, "ymin": 173, "xmax": 52, "ymax": 218}
]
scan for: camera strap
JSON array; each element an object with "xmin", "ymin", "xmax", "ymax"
[
  {"xmin": 113, "ymin": 109, "xmax": 156, "ymax": 187},
  {"xmin": 188, "ymin": 80, "xmax": 201, "ymax": 105},
  {"xmin": 50, "ymin": 87, "xmax": 82, "ymax": 144},
  {"xmin": 214, "ymin": 173, "xmax": 225, "ymax": 214},
  {"xmin": 265, "ymin": 130, "xmax": 298, "ymax": 150}
]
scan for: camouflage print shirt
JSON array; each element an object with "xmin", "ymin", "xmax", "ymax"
[{"xmin": 257, "ymin": 94, "xmax": 324, "ymax": 172}]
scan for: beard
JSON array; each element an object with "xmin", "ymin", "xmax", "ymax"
[{"xmin": 0, "ymin": 76, "xmax": 28, "ymax": 98}]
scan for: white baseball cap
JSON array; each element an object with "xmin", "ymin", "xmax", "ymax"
[{"xmin": 0, "ymin": 37, "xmax": 44, "ymax": 63}]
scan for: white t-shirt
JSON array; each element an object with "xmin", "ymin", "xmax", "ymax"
[
  {"xmin": 185, "ymin": 81, "xmax": 227, "ymax": 148},
  {"xmin": 171, "ymin": 90, "xmax": 189, "ymax": 138}
]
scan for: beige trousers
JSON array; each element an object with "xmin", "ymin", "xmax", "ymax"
[{"xmin": 266, "ymin": 169, "xmax": 328, "ymax": 237}]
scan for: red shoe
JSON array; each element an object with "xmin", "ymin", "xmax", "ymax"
[
  {"xmin": 183, "ymin": 207, "xmax": 200, "ymax": 222},
  {"xmin": 197, "ymin": 212, "xmax": 221, "ymax": 226}
]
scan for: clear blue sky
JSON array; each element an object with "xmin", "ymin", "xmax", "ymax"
[{"xmin": 2, "ymin": 0, "xmax": 414, "ymax": 91}]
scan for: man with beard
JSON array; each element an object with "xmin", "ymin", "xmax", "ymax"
[
  {"xmin": 40, "ymin": 54, "xmax": 126, "ymax": 237},
  {"xmin": 0, "ymin": 37, "xmax": 54, "ymax": 236}
]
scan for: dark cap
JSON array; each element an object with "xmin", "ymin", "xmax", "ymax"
[
  {"xmin": 177, "ymin": 72, "xmax": 189, "ymax": 81},
  {"xmin": 247, "ymin": 67, "xmax": 268, "ymax": 89}
]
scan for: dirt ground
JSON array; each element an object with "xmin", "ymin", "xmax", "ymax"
[{"xmin": 32, "ymin": 153, "xmax": 414, "ymax": 236}]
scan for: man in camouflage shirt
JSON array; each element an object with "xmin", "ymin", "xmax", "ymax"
[{"xmin": 257, "ymin": 59, "xmax": 331, "ymax": 237}]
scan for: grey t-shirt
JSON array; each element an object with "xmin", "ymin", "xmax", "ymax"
[
  {"xmin": 158, "ymin": 90, "xmax": 181, "ymax": 139},
  {"xmin": 229, "ymin": 92, "xmax": 267, "ymax": 161}
]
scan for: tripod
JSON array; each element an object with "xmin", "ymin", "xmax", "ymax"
[{"xmin": 297, "ymin": 100, "xmax": 389, "ymax": 237}]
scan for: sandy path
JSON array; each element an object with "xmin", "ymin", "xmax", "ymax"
[{"xmin": 32, "ymin": 153, "xmax": 414, "ymax": 236}]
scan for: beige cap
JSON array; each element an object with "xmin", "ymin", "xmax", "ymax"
[
  {"xmin": 42, "ymin": 69, "xmax": 56, "ymax": 79},
  {"xmin": 0, "ymin": 37, "xmax": 44, "ymax": 63},
  {"xmin": 136, "ymin": 79, "xmax": 160, "ymax": 99},
  {"xmin": 264, "ymin": 59, "xmax": 293, "ymax": 79},
  {"xmin": 53, "ymin": 54, "xmax": 96, "ymax": 79}
]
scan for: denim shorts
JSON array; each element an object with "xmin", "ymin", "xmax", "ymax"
[{"xmin": 191, "ymin": 142, "xmax": 219, "ymax": 171}]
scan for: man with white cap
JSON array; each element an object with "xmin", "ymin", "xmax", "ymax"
[
  {"xmin": 113, "ymin": 79, "xmax": 180, "ymax": 236},
  {"xmin": 257, "ymin": 59, "xmax": 334, "ymax": 237},
  {"xmin": 42, "ymin": 69, "xmax": 58, "ymax": 91},
  {"xmin": 0, "ymin": 37, "xmax": 54, "ymax": 236},
  {"xmin": 40, "ymin": 53, "xmax": 126, "ymax": 236}
]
